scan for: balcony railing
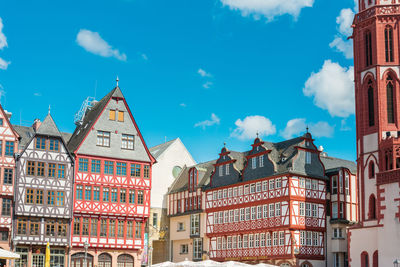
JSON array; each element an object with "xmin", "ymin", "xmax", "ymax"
[
  {"xmin": 356, "ymin": 5, "xmax": 400, "ymax": 24},
  {"xmin": 377, "ymin": 168, "xmax": 400, "ymax": 185}
]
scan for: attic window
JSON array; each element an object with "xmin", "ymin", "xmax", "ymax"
[
  {"xmin": 109, "ymin": 110, "xmax": 116, "ymax": 120},
  {"xmin": 306, "ymin": 152, "xmax": 311, "ymax": 164},
  {"xmin": 225, "ymin": 164, "xmax": 230, "ymax": 175},
  {"xmin": 118, "ymin": 111, "xmax": 124, "ymax": 122},
  {"xmin": 252, "ymin": 157, "xmax": 256, "ymax": 169}
]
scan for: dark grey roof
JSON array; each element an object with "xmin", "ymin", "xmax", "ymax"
[
  {"xmin": 67, "ymin": 87, "xmax": 119, "ymax": 153},
  {"xmin": 150, "ymin": 139, "xmax": 177, "ymax": 159},
  {"xmin": 36, "ymin": 114, "xmax": 62, "ymax": 137},
  {"xmin": 321, "ymin": 155, "xmax": 357, "ymax": 174}
]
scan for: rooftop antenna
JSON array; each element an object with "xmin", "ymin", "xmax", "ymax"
[
  {"xmin": 116, "ymin": 76, "xmax": 119, "ymax": 87},
  {"xmin": 48, "ymin": 105, "xmax": 51, "ymax": 115}
]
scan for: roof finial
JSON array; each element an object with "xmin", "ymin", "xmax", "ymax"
[
  {"xmin": 306, "ymin": 125, "xmax": 309, "ymax": 133},
  {"xmin": 116, "ymin": 76, "xmax": 119, "ymax": 87},
  {"xmin": 256, "ymin": 131, "xmax": 259, "ymax": 138},
  {"xmin": 223, "ymin": 142, "xmax": 226, "ymax": 148},
  {"xmin": 48, "ymin": 105, "xmax": 51, "ymax": 115}
]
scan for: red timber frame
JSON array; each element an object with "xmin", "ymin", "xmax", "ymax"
[{"xmin": 205, "ymin": 174, "xmax": 326, "ymax": 262}]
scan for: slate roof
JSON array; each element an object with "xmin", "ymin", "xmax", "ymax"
[
  {"xmin": 321, "ymin": 155, "xmax": 357, "ymax": 174},
  {"xmin": 67, "ymin": 87, "xmax": 120, "ymax": 153},
  {"xmin": 36, "ymin": 114, "xmax": 62, "ymax": 137},
  {"xmin": 150, "ymin": 139, "xmax": 178, "ymax": 159}
]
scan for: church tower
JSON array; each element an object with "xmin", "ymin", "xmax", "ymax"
[{"xmin": 350, "ymin": 0, "xmax": 400, "ymax": 266}]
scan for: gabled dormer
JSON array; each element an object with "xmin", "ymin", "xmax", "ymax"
[
  {"xmin": 242, "ymin": 137, "xmax": 275, "ymax": 181},
  {"xmin": 188, "ymin": 167, "xmax": 198, "ymax": 192},
  {"xmin": 210, "ymin": 146, "xmax": 242, "ymax": 188}
]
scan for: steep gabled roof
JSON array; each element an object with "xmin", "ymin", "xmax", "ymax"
[
  {"xmin": 150, "ymin": 139, "xmax": 178, "ymax": 159},
  {"xmin": 0, "ymin": 104, "xmax": 19, "ymax": 139},
  {"xmin": 321, "ymin": 155, "xmax": 357, "ymax": 174},
  {"xmin": 36, "ymin": 114, "xmax": 62, "ymax": 137}
]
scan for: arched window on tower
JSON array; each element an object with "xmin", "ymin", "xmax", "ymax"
[
  {"xmin": 373, "ymin": 250, "xmax": 378, "ymax": 267},
  {"xmin": 385, "ymin": 149, "xmax": 393, "ymax": 170},
  {"xmin": 369, "ymin": 161, "xmax": 375, "ymax": 178},
  {"xmin": 386, "ymin": 75, "xmax": 395, "ymax": 123},
  {"xmin": 385, "ymin": 26, "xmax": 394, "ymax": 62},
  {"xmin": 368, "ymin": 194, "xmax": 376, "ymax": 220},
  {"xmin": 368, "ymin": 80, "xmax": 375, "ymax": 126},
  {"xmin": 361, "ymin": 251, "xmax": 369, "ymax": 267},
  {"xmin": 365, "ymin": 31, "xmax": 373, "ymax": 66}
]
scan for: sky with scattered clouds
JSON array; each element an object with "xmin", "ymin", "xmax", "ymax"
[{"xmin": 0, "ymin": 0, "xmax": 356, "ymax": 162}]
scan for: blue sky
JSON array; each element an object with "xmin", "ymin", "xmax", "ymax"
[{"xmin": 0, "ymin": 0, "xmax": 357, "ymax": 163}]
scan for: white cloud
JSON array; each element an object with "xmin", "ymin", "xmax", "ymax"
[
  {"xmin": 194, "ymin": 113, "xmax": 220, "ymax": 129},
  {"xmin": 340, "ymin": 119, "xmax": 351, "ymax": 131},
  {"xmin": 33, "ymin": 92, "xmax": 42, "ymax": 97},
  {"xmin": 0, "ymin": 58, "xmax": 10, "ymax": 70},
  {"xmin": 141, "ymin": 53, "xmax": 148, "ymax": 61},
  {"xmin": 203, "ymin": 81, "xmax": 213, "ymax": 89},
  {"xmin": 198, "ymin": 68, "xmax": 212, "ymax": 77},
  {"xmin": 221, "ymin": 0, "xmax": 314, "ymax": 21},
  {"xmin": 330, "ymin": 8, "xmax": 354, "ymax": 58},
  {"xmin": 76, "ymin": 29, "xmax": 127, "ymax": 61},
  {"xmin": 179, "ymin": 103, "xmax": 187, "ymax": 107},
  {"xmin": 281, "ymin": 118, "xmax": 334, "ymax": 139},
  {"xmin": 0, "ymin": 18, "xmax": 7, "ymax": 50},
  {"xmin": 304, "ymin": 60, "xmax": 354, "ymax": 118},
  {"xmin": 231, "ymin": 115, "xmax": 276, "ymax": 140}
]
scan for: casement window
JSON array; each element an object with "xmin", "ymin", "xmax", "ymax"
[
  {"xmin": 259, "ymin": 155, "xmax": 264, "ymax": 167},
  {"xmin": 219, "ymin": 211, "xmax": 223, "ymax": 224},
  {"xmin": 233, "ymin": 187, "xmax": 237, "ymax": 197},
  {"xmin": 37, "ymin": 162, "xmax": 45, "ymax": 176},
  {"xmin": 276, "ymin": 178, "xmax": 282, "ymax": 189},
  {"xmin": 260, "ymin": 233, "xmax": 266, "ymax": 247},
  {"xmin": 1, "ymin": 198, "xmax": 11, "ymax": 216},
  {"xmin": 79, "ymin": 158, "xmax": 88, "ymax": 172},
  {"xmin": 225, "ymin": 164, "xmax": 230, "ymax": 175},
  {"xmin": 244, "ymin": 185, "xmax": 249, "ymax": 195},
  {"xmin": 109, "ymin": 110, "xmax": 116, "ymax": 120},
  {"xmin": 243, "ymin": 235, "xmax": 248, "ymax": 248},
  {"xmin": 275, "ymin": 203, "xmax": 281, "ymax": 216},
  {"xmin": 17, "ymin": 219, "xmax": 27, "ymax": 235},
  {"xmin": 127, "ymin": 221, "xmax": 134, "ymax": 238},
  {"xmin": 227, "ymin": 236, "xmax": 232, "ymax": 249},
  {"xmin": 153, "ymin": 213, "xmax": 158, "ymax": 227},
  {"xmin": 251, "ymin": 207, "xmax": 256, "ymax": 220},
  {"xmin": 46, "ymin": 220, "xmax": 56, "ymax": 236},
  {"xmin": 245, "ymin": 207, "xmax": 251, "ymax": 221},
  {"xmin": 57, "ymin": 164, "xmax": 65, "ymax": 178},
  {"xmin": 312, "ymin": 180, "xmax": 317, "ymax": 190},
  {"xmin": 269, "ymin": 203, "xmax": 275, "ymax": 217},
  {"xmin": 26, "ymin": 189, "xmax": 34, "ymax": 204},
  {"xmin": 228, "ymin": 188, "xmax": 232, "ymax": 198},
  {"xmin": 49, "ymin": 139, "xmax": 59, "ymax": 152},
  {"xmin": 306, "ymin": 231, "xmax": 312, "ymax": 246},
  {"xmin": 121, "ymin": 134, "xmax": 134, "ymax": 150},
  {"xmin": 279, "ymin": 231, "xmax": 285, "ymax": 246},
  {"xmin": 232, "ymin": 236, "xmax": 237, "ymax": 249},
  {"xmin": 118, "ymin": 111, "xmax": 124, "ymax": 122},
  {"xmin": 129, "ymin": 190, "xmax": 135, "ymax": 204},
  {"xmin": 130, "ymin": 164, "xmax": 141, "ymax": 177},
  {"xmin": 137, "ymin": 190, "xmax": 144, "ymax": 204},
  {"xmin": 263, "ymin": 204, "xmax": 268, "ymax": 218},
  {"xmin": 229, "ymin": 210, "xmax": 234, "ymax": 222},
  {"xmin": 312, "ymin": 204, "xmax": 317, "ymax": 217},
  {"xmin": 58, "ymin": 222, "xmax": 68, "ymax": 237},
  {"xmin": 299, "ymin": 177, "xmax": 305, "ymax": 188},
  {"xmin": 93, "ymin": 187, "xmax": 100, "ymax": 201},
  {"xmin": 120, "ymin": 189, "xmax": 126, "ymax": 203},
  {"xmin": 190, "ymin": 214, "xmax": 200, "ymax": 236},
  {"xmin": 109, "ymin": 220, "xmax": 116, "ymax": 237},
  {"xmin": 240, "ymin": 208, "xmax": 245, "ymax": 221},
  {"xmin": 250, "ymin": 183, "xmax": 256, "ymax": 193},
  {"xmin": 177, "ymin": 222, "xmax": 185, "ymax": 231},
  {"xmin": 73, "ymin": 218, "xmax": 80, "ymax": 235},
  {"xmin": 193, "ymin": 238, "xmax": 203, "ymax": 260},
  {"xmin": 4, "ymin": 141, "xmax": 14, "ymax": 156},
  {"xmin": 223, "ymin": 189, "xmax": 227, "ymax": 198},
  {"xmin": 333, "ymin": 228, "xmax": 343, "ymax": 238},
  {"xmin": 313, "ymin": 232, "xmax": 318, "ymax": 246},
  {"xmin": 217, "ymin": 238, "xmax": 222, "ymax": 250},
  {"xmin": 213, "ymin": 191, "xmax": 217, "ymax": 200},
  {"xmin": 300, "ymin": 202, "xmax": 305, "ymax": 216},
  {"xmin": 269, "ymin": 179, "xmax": 275, "ymax": 190},
  {"xmin": 234, "ymin": 209, "xmax": 239, "ymax": 222},
  {"xmin": 305, "ymin": 203, "xmax": 311, "ymax": 217},
  {"xmin": 103, "ymin": 187, "xmax": 109, "ymax": 202},
  {"xmin": 144, "ymin": 165, "xmax": 150, "ymax": 178},
  {"xmin": 82, "ymin": 218, "xmax": 89, "ymax": 236},
  {"xmin": 118, "ymin": 220, "xmax": 125, "ymax": 238},
  {"xmin": 91, "ymin": 160, "xmax": 101, "ymax": 173},
  {"xmin": 256, "ymin": 182, "xmax": 261, "ymax": 192},
  {"xmin": 262, "ymin": 181, "xmax": 268, "ymax": 191},
  {"xmin": 345, "ymin": 173, "xmax": 350, "ymax": 195},
  {"xmin": 306, "ymin": 152, "xmax": 311, "ymax": 164},
  {"xmin": 76, "ymin": 185, "xmax": 83, "ymax": 200},
  {"xmin": 36, "ymin": 137, "xmax": 46, "ymax": 150},
  {"xmin": 56, "ymin": 191, "xmax": 64, "ymax": 206},
  {"xmin": 97, "ymin": 131, "xmax": 110, "ymax": 147},
  {"xmin": 238, "ymin": 235, "xmax": 242, "ymax": 249},
  {"xmin": 340, "ymin": 202, "xmax": 344, "ymax": 218},
  {"xmin": 252, "ymin": 157, "xmax": 256, "ymax": 169},
  {"xmin": 332, "ymin": 202, "xmax": 338, "ymax": 219},
  {"xmin": 111, "ymin": 188, "xmax": 118, "ymax": 202},
  {"xmin": 224, "ymin": 211, "xmax": 229, "ymax": 223},
  {"xmin": 339, "ymin": 174, "xmax": 343, "ymax": 194},
  {"xmin": 104, "ymin": 161, "xmax": 114, "ymax": 175},
  {"xmin": 300, "ymin": 231, "xmax": 305, "ymax": 245},
  {"xmin": 116, "ymin": 162, "xmax": 127, "ymax": 176},
  {"xmin": 47, "ymin": 191, "xmax": 56, "ymax": 205},
  {"xmin": 85, "ymin": 186, "xmax": 92, "ymax": 201},
  {"xmin": 306, "ymin": 179, "xmax": 311, "ymax": 190},
  {"xmin": 238, "ymin": 186, "xmax": 243, "ymax": 196},
  {"xmin": 30, "ymin": 220, "xmax": 40, "ymax": 235},
  {"xmin": 266, "ymin": 232, "xmax": 271, "ymax": 247},
  {"xmin": 249, "ymin": 234, "xmax": 254, "ymax": 248},
  {"xmin": 385, "ymin": 26, "xmax": 394, "ymax": 62},
  {"xmin": 36, "ymin": 190, "xmax": 43, "ymax": 204},
  {"xmin": 217, "ymin": 190, "xmax": 222, "ymax": 199},
  {"xmin": 91, "ymin": 218, "xmax": 98, "ymax": 237},
  {"xmin": 255, "ymin": 234, "xmax": 260, "ymax": 248},
  {"xmin": 332, "ymin": 175, "xmax": 338, "ymax": 194},
  {"xmin": 135, "ymin": 221, "xmax": 142, "ymax": 238},
  {"xmin": 100, "ymin": 219, "xmax": 107, "ymax": 237},
  {"xmin": 273, "ymin": 232, "xmax": 278, "ymax": 246},
  {"xmin": 257, "ymin": 205, "xmax": 262, "ymax": 219}
]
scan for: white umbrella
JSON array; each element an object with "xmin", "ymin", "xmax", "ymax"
[
  {"xmin": 0, "ymin": 248, "xmax": 20, "ymax": 259},
  {"xmin": 151, "ymin": 261, "xmax": 173, "ymax": 267}
]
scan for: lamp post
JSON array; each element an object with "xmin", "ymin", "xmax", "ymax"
[
  {"xmin": 394, "ymin": 259, "xmax": 400, "ymax": 267},
  {"xmin": 83, "ymin": 241, "xmax": 89, "ymax": 267}
]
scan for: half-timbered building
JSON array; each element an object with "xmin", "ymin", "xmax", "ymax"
[
  {"xmin": 13, "ymin": 114, "xmax": 74, "ymax": 267},
  {"xmin": 0, "ymin": 105, "xmax": 19, "ymax": 256},
  {"xmin": 67, "ymin": 84, "xmax": 155, "ymax": 267},
  {"xmin": 167, "ymin": 160, "xmax": 214, "ymax": 262}
]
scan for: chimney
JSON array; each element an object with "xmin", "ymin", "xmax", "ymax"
[
  {"xmin": 4, "ymin": 110, "xmax": 12, "ymax": 120},
  {"xmin": 32, "ymin": 119, "xmax": 41, "ymax": 132}
]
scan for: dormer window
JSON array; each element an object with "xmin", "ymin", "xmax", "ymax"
[
  {"xmin": 259, "ymin": 155, "xmax": 264, "ymax": 167},
  {"xmin": 252, "ymin": 157, "xmax": 256, "ymax": 169},
  {"xmin": 225, "ymin": 164, "xmax": 230, "ymax": 175},
  {"xmin": 306, "ymin": 152, "xmax": 311, "ymax": 164},
  {"xmin": 219, "ymin": 165, "xmax": 223, "ymax": 176}
]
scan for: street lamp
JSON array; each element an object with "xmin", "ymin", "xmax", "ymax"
[
  {"xmin": 394, "ymin": 259, "xmax": 400, "ymax": 267},
  {"xmin": 83, "ymin": 240, "xmax": 89, "ymax": 267}
]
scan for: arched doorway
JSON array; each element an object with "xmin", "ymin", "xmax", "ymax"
[
  {"xmin": 117, "ymin": 254, "xmax": 134, "ymax": 267},
  {"xmin": 99, "ymin": 253, "xmax": 112, "ymax": 267},
  {"xmin": 71, "ymin": 253, "xmax": 94, "ymax": 267}
]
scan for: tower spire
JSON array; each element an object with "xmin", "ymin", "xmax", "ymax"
[{"xmin": 116, "ymin": 76, "xmax": 119, "ymax": 87}]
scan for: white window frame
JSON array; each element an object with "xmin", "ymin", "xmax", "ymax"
[
  {"xmin": 251, "ymin": 206, "xmax": 256, "ymax": 220},
  {"xmin": 262, "ymin": 181, "xmax": 268, "ymax": 191},
  {"xmin": 275, "ymin": 202, "xmax": 281, "ymax": 217},
  {"xmin": 276, "ymin": 178, "xmax": 282, "ymax": 189},
  {"xmin": 279, "ymin": 231, "xmax": 285, "ymax": 246},
  {"xmin": 219, "ymin": 165, "xmax": 223, "ymax": 177},
  {"xmin": 269, "ymin": 179, "xmax": 275, "ymax": 190},
  {"xmin": 245, "ymin": 207, "xmax": 250, "ymax": 221},
  {"xmin": 263, "ymin": 204, "xmax": 268, "ymax": 218},
  {"xmin": 256, "ymin": 182, "xmax": 261, "ymax": 192},
  {"xmin": 306, "ymin": 152, "xmax": 311, "ymax": 164},
  {"xmin": 257, "ymin": 205, "xmax": 262, "ymax": 219},
  {"xmin": 225, "ymin": 164, "xmax": 230, "ymax": 175},
  {"xmin": 252, "ymin": 157, "xmax": 256, "ymax": 169},
  {"xmin": 259, "ymin": 155, "xmax": 264, "ymax": 167},
  {"xmin": 299, "ymin": 202, "xmax": 305, "ymax": 216},
  {"xmin": 249, "ymin": 234, "xmax": 254, "ymax": 248},
  {"xmin": 269, "ymin": 203, "xmax": 275, "ymax": 217}
]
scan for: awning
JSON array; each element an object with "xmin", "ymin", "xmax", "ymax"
[{"xmin": 0, "ymin": 249, "xmax": 20, "ymax": 259}]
